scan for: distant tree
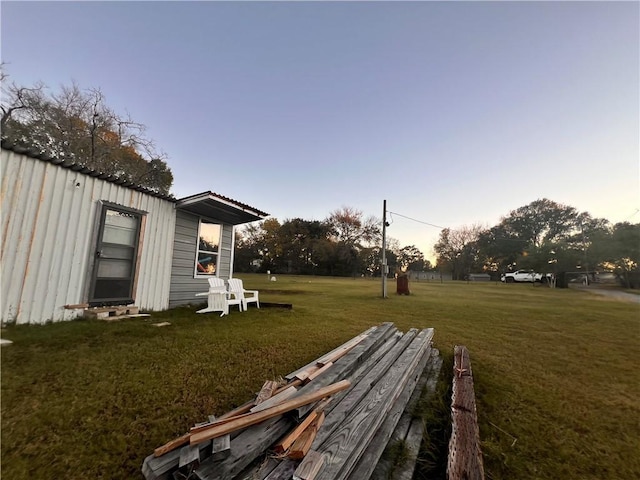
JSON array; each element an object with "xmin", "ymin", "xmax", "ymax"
[
  {"xmin": 326, "ymin": 207, "xmax": 380, "ymax": 246},
  {"xmin": 326, "ymin": 207, "xmax": 381, "ymax": 276},
  {"xmin": 476, "ymin": 224, "xmax": 526, "ymax": 273},
  {"xmin": 397, "ymin": 245, "xmax": 426, "ymax": 272},
  {"xmin": 1, "ymin": 72, "xmax": 173, "ymax": 193},
  {"xmin": 434, "ymin": 225, "xmax": 484, "ymax": 280},
  {"xmin": 590, "ymin": 222, "xmax": 640, "ymax": 288},
  {"xmin": 501, "ymin": 198, "xmax": 578, "ymax": 248},
  {"xmin": 278, "ymin": 218, "xmax": 330, "ymax": 274}
]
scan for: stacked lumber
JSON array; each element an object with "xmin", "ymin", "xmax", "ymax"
[
  {"xmin": 142, "ymin": 323, "xmax": 440, "ymax": 480},
  {"xmin": 447, "ymin": 345, "xmax": 485, "ymax": 480}
]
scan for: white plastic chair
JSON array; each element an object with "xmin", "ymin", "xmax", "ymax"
[
  {"xmin": 224, "ymin": 280, "xmax": 244, "ymax": 313},
  {"xmin": 195, "ymin": 278, "xmax": 229, "ymax": 316},
  {"xmin": 227, "ymin": 278, "xmax": 260, "ymax": 311}
]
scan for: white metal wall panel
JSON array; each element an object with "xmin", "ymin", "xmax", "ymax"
[{"xmin": 1, "ymin": 149, "xmax": 176, "ymax": 324}]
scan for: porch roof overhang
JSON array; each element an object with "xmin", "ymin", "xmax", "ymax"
[{"xmin": 175, "ymin": 191, "xmax": 269, "ymax": 225}]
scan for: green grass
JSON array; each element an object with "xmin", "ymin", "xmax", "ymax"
[{"xmin": 2, "ymin": 275, "xmax": 639, "ymax": 479}]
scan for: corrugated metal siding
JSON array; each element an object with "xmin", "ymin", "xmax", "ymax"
[
  {"xmin": 1, "ymin": 149, "xmax": 175, "ymax": 324},
  {"xmin": 168, "ymin": 211, "xmax": 234, "ymax": 308}
]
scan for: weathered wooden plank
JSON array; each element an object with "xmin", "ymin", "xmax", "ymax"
[
  {"xmin": 236, "ymin": 456, "xmax": 280, "ymax": 480},
  {"xmin": 284, "ymin": 325, "xmax": 380, "ymax": 380},
  {"xmin": 142, "ymin": 440, "xmax": 211, "ymax": 480},
  {"xmin": 314, "ymin": 331, "xmax": 402, "ymax": 421},
  {"xmin": 311, "ymin": 329, "xmax": 419, "ymax": 448},
  {"xmin": 293, "ymin": 450, "xmax": 325, "ymax": 480},
  {"xmin": 264, "ymin": 458, "xmax": 300, "ymax": 479},
  {"xmin": 393, "ymin": 352, "xmax": 443, "ymax": 480},
  {"xmin": 259, "ymin": 302, "xmax": 293, "ymax": 309},
  {"xmin": 195, "ymin": 416, "xmax": 295, "ymax": 480},
  {"xmin": 210, "ymin": 415, "xmax": 232, "ymax": 462},
  {"xmin": 313, "ymin": 329, "xmax": 434, "ymax": 480},
  {"xmin": 64, "ymin": 303, "xmax": 89, "ymax": 309},
  {"xmin": 294, "ymin": 323, "xmax": 398, "ymax": 419},
  {"xmin": 315, "ymin": 333, "xmax": 369, "ymax": 366},
  {"xmin": 178, "ymin": 444, "xmax": 201, "ymax": 468},
  {"xmin": 359, "ymin": 349, "xmax": 442, "ymax": 480},
  {"xmin": 345, "ymin": 343, "xmax": 433, "ymax": 479},
  {"xmin": 190, "ymin": 380, "xmax": 351, "ymax": 445},
  {"xmin": 447, "ymin": 345, "xmax": 485, "ymax": 480},
  {"xmin": 250, "ymin": 386, "xmax": 298, "ymax": 413}
]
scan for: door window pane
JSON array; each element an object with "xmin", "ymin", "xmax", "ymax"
[
  {"xmin": 103, "ymin": 210, "xmax": 138, "ymax": 245},
  {"xmin": 97, "ymin": 259, "xmax": 132, "ymax": 278}
]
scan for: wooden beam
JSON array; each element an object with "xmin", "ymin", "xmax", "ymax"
[
  {"xmin": 315, "ymin": 334, "xmax": 368, "ymax": 366},
  {"xmin": 311, "ymin": 329, "xmax": 434, "ymax": 480},
  {"xmin": 64, "ymin": 303, "xmax": 89, "ymax": 309},
  {"xmin": 273, "ymin": 411, "xmax": 319, "ymax": 454},
  {"xmin": 284, "ymin": 325, "xmax": 380, "ymax": 381},
  {"xmin": 293, "ymin": 450, "xmax": 325, "ymax": 480},
  {"xmin": 153, "ymin": 432, "xmax": 190, "ymax": 457},
  {"xmin": 288, "ymin": 411, "xmax": 325, "ymax": 460},
  {"xmin": 295, "ymin": 365, "xmax": 320, "ymax": 382},
  {"xmin": 310, "ymin": 329, "xmax": 419, "ymax": 447},
  {"xmin": 189, "ymin": 380, "xmax": 351, "ymax": 446},
  {"xmin": 194, "ymin": 416, "xmax": 295, "ymax": 480},
  {"xmin": 447, "ymin": 345, "xmax": 485, "ymax": 480},
  {"xmin": 350, "ymin": 347, "xmax": 439, "ymax": 480},
  {"xmin": 305, "ymin": 362, "xmax": 333, "ymax": 383},
  {"xmin": 294, "ymin": 323, "xmax": 398, "ymax": 420}
]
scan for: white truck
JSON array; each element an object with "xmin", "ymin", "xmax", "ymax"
[{"xmin": 501, "ymin": 270, "xmax": 551, "ymax": 283}]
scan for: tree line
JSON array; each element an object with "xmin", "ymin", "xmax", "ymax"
[
  {"xmin": 234, "ymin": 206, "xmax": 431, "ymax": 277},
  {"xmin": 434, "ymin": 198, "xmax": 639, "ymax": 287},
  {"xmin": 235, "ymin": 199, "xmax": 639, "ymax": 288},
  {"xmin": 1, "ymin": 69, "xmax": 173, "ymax": 194}
]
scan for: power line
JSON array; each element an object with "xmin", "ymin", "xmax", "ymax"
[
  {"xmin": 386, "ymin": 211, "xmax": 447, "ymax": 230},
  {"xmin": 624, "ymin": 208, "xmax": 640, "ymax": 221}
]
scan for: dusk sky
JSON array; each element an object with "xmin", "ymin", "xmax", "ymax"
[{"xmin": 2, "ymin": 1, "xmax": 638, "ymax": 259}]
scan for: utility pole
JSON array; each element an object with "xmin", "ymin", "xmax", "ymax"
[{"xmin": 381, "ymin": 199, "xmax": 387, "ymax": 298}]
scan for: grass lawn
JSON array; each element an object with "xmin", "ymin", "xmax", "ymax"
[{"xmin": 2, "ymin": 275, "xmax": 639, "ymax": 480}]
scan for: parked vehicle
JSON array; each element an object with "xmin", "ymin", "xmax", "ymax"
[{"xmin": 501, "ymin": 270, "xmax": 551, "ymax": 283}]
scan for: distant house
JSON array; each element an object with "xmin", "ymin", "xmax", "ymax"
[{"xmin": 0, "ymin": 142, "xmax": 268, "ymax": 324}]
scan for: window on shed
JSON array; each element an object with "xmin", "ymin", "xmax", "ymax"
[{"xmin": 196, "ymin": 221, "xmax": 221, "ymax": 276}]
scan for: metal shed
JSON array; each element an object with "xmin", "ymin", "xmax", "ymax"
[{"xmin": 1, "ymin": 142, "xmax": 268, "ymax": 324}]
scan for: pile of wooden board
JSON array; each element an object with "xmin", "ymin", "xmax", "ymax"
[{"xmin": 142, "ymin": 322, "xmax": 442, "ymax": 480}]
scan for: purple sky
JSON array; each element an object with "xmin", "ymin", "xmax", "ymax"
[{"xmin": 2, "ymin": 1, "xmax": 638, "ymax": 259}]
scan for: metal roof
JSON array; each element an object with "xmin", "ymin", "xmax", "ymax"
[
  {"xmin": 176, "ymin": 191, "xmax": 269, "ymax": 225},
  {"xmin": 1, "ymin": 139, "xmax": 176, "ymax": 201},
  {"xmin": 2, "ymin": 140, "xmax": 269, "ymax": 224}
]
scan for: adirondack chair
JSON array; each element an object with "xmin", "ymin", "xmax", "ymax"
[
  {"xmin": 224, "ymin": 280, "xmax": 244, "ymax": 313},
  {"xmin": 195, "ymin": 278, "xmax": 229, "ymax": 316},
  {"xmin": 227, "ymin": 278, "xmax": 260, "ymax": 311}
]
